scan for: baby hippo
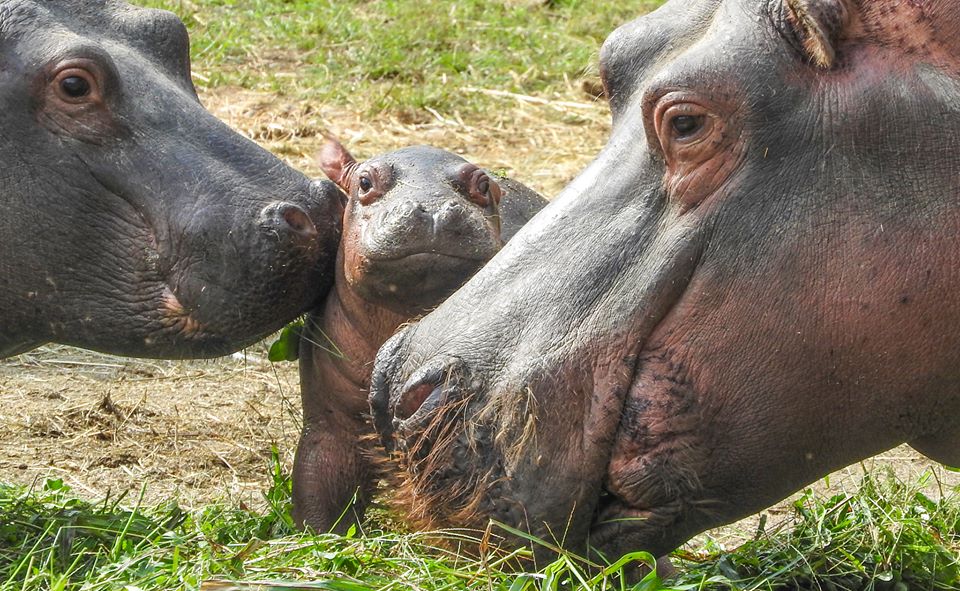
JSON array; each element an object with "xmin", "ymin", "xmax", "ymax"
[{"xmin": 292, "ymin": 138, "xmax": 547, "ymax": 532}]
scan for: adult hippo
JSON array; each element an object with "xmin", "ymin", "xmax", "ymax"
[
  {"xmin": 0, "ymin": 0, "xmax": 342, "ymax": 359},
  {"xmin": 370, "ymin": 0, "xmax": 960, "ymax": 561}
]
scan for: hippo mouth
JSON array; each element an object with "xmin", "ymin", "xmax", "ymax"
[
  {"xmin": 370, "ymin": 347, "xmax": 621, "ymax": 558},
  {"xmin": 365, "ymin": 250, "xmax": 497, "ymax": 265},
  {"xmin": 158, "ymin": 285, "xmax": 212, "ymax": 340},
  {"xmin": 372, "ymin": 351, "xmax": 685, "ymax": 561}
]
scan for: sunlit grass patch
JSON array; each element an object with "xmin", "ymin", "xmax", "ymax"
[
  {"xmin": 673, "ymin": 469, "xmax": 960, "ymax": 590},
  {"xmin": 0, "ymin": 452, "xmax": 673, "ymax": 590},
  {"xmin": 137, "ymin": 0, "xmax": 662, "ymax": 117},
  {"xmin": 1, "ymin": 460, "xmax": 957, "ymax": 590}
]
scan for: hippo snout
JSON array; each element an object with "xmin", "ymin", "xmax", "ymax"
[
  {"xmin": 259, "ymin": 181, "xmax": 342, "ymax": 244},
  {"xmin": 370, "ymin": 332, "xmax": 469, "ymax": 452}
]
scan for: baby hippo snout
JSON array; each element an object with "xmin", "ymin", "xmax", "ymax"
[
  {"xmin": 435, "ymin": 199, "xmax": 481, "ymax": 236},
  {"xmin": 371, "ymin": 195, "xmax": 499, "ymax": 259}
]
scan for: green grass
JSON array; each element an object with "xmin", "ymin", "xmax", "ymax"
[
  {"xmin": 1, "ymin": 458, "xmax": 957, "ymax": 590},
  {"xmin": 136, "ymin": 0, "xmax": 661, "ymax": 117},
  {"xmin": 672, "ymin": 470, "xmax": 960, "ymax": 590},
  {"xmin": 0, "ymin": 452, "xmax": 673, "ymax": 590}
]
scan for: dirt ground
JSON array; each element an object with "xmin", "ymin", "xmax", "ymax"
[{"xmin": 1, "ymin": 88, "xmax": 957, "ymax": 551}]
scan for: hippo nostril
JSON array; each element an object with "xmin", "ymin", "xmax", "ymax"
[
  {"xmin": 434, "ymin": 199, "xmax": 470, "ymax": 229},
  {"xmin": 260, "ymin": 202, "xmax": 318, "ymax": 240},
  {"xmin": 371, "ymin": 353, "xmax": 466, "ymax": 449},
  {"xmin": 398, "ymin": 200, "xmax": 427, "ymax": 215},
  {"xmin": 396, "ymin": 382, "xmax": 444, "ymax": 422},
  {"xmin": 282, "ymin": 205, "xmax": 315, "ymax": 236}
]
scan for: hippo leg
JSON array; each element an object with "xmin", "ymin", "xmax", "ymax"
[{"xmin": 291, "ymin": 416, "xmax": 371, "ymax": 534}]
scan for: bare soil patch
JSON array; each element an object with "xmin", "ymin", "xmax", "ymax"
[
  {"xmin": 1, "ymin": 87, "xmax": 957, "ymax": 550},
  {"xmin": 0, "ymin": 345, "xmax": 300, "ymax": 509}
]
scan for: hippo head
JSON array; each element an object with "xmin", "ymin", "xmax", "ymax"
[
  {"xmin": 371, "ymin": 0, "xmax": 960, "ymax": 560},
  {"xmin": 319, "ymin": 139, "xmax": 503, "ymax": 317},
  {"xmin": 0, "ymin": 0, "xmax": 342, "ymax": 358}
]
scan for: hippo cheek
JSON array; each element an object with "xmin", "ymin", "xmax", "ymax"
[{"xmin": 587, "ymin": 345, "xmax": 713, "ymax": 559}]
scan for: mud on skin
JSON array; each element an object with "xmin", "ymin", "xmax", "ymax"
[
  {"xmin": 0, "ymin": 0, "xmax": 342, "ymax": 359},
  {"xmin": 371, "ymin": 0, "xmax": 960, "ymax": 565},
  {"xmin": 292, "ymin": 138, "xmax": 546, "ymax": 533}
]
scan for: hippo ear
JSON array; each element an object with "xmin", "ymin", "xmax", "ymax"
[
  {"xmin": 784, "ymin": 0, "xmax": 851, "ymax": 69},
  {"xmin": 317, "ymin": 136, "xmax": 357, "ymax": 192}
]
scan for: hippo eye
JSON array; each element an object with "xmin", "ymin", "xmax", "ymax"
[
  {"xmin": 60, "ymin": 76, "xmax": 91, "ymax": 98},
  {"xmin": 477, "ymin": 176, "xmax": 490, "ymax": 196},
  {"xmin": 356, "ymin": 169, "xmax": 387, "ymax": 205},
  {"xmin": 359, "ymin": 174, "xmax": 373, "ymax": 193},
  {"xmin": 671, "ymin": 115, "xmax": 704, "ymax": 138},
  {"xmin": 52, "ymin": 66, "xmax": 101, "ymax": 105}
]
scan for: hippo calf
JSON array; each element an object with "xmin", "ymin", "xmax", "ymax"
[
  {"xmin": 371, "ymin": 0, "xmax": 960, "ymax": 562},
  {"xmin": 292, "ymin": 138, "xmax": 545, "ymax": 533},
  {"xmin": 0, "ymin": 0, "xmax": 342, "ymax": 359}
]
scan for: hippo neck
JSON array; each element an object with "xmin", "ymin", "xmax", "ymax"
[{"xmin": 308, "ymin": 261, "xmax": 409, "ymax": 395}]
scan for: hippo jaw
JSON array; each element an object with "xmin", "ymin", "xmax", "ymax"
[
  {"xmin": 371, "ymin": 0, "xmax": 960, "ymax": 561},
  {"xmin": 0, "ymin": 1, "xmax": 342, "ymax": 359}
]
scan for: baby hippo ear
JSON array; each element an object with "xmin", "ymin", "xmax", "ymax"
[
  {"xmin": 317, "ymin": 135, "xmax": 358, "ymax": 192},
  {"xmin": 785, "ymin": 0, "xmax": 851, "ymax": 69}
]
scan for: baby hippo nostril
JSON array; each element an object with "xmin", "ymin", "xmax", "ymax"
[
  {"xmin": 399, "ymin": 199, "xmax": 428, "ymax": 216},
  {"xmin": 260, "ymin": 202, "xmax": 318, "ymax": 240},
  {"xmin": 440, "ymin": 200, "xmax": 466, "ymax": 216},
  {"xmin": 435, "ymin": 199, "xmax": 470, "ymax": 229}
]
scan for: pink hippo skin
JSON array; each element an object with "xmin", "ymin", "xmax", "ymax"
[
  {"xmin": 291, "ymin": 138, "xmax": 546, "ymax": 532},
  {"xmin": 370, "ymin": 0, "xmax": 960, "ymax": 564}
]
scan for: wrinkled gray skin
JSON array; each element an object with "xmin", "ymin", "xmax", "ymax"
[
  {"xmin": 294, "ymin": 140, "xmax": 546, "ymax": 533},
  {"xmin": 371, "ymin": 0, "xmax": 960, "ymax": 563},
  {"xmin": 0, "ymin": 0, "xmax": 342, "ymax": 359}
]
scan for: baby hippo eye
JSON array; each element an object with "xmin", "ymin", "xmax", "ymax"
[
  {"xmin": 358, "ymin": 174, "xmax": 373, "ymax": 193},
  {"xmin": 476, "ymin": 175, "xmax": 491, "ymax": 197},
  {"xmin": 60, "ymin": 76, "xmax": 91, "ymax": 98},
  {"xmin": 355, "ymin": 169, "xmax": 388, "ymax": 205},
  {"xmin": 671, "ymin": 115, "xmax": 704, "ymax": 138}
]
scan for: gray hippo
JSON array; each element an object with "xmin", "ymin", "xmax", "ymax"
[
  {"xmin": 292, "ymin": 137, "xmax": 545, "ymax": 533},
  {"xmin": 0, "ymin": 0, "xmax": 342, "ymax": 359},
  {"xmin": 370, "ymin": 0, "xmax": 960, "ymax": 563}
]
